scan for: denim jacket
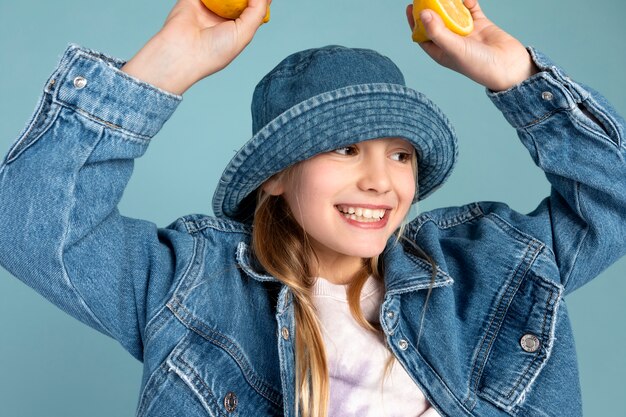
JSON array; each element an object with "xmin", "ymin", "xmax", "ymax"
[{"xmin": 0, "ymin": 45, "xmax": 624, "ymax": 417}]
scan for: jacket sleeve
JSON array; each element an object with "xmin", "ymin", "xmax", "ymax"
[
  {"xmin": 0, "ymin": 44, "xmax": 189, "ymax": 360},
  {"xmin": 487, "ymin": 47, "xmax": 626, "ymax": 295}
]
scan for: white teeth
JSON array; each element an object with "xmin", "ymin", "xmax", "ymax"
[{"xmin": 337, "ymin": 205, "xmax": 386, "ymax": 222}]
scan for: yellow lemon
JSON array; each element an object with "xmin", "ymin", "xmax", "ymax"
[
  {"xmin": 412, "ymin": 0, "xmax": 473, "ymax": 43},
  {"xmin": 200, "ymin": 0, "xmax": 270, "ymax": 23}
]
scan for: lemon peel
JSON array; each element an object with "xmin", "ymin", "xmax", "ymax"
[{"xmin": 200, "ymin": 0, "xmax": 270, "ymax": 23}]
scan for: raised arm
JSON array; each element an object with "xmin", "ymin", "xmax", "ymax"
[
  {"xmin": 0, "ymin": 0, "xmax": 269, "ymax": 359},
  {"xmin": 408, "ymin": 0, "xmax": 626, "ymax": 293}
]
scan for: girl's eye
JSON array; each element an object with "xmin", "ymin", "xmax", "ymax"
[
  {"xmin": 333, "ymin": 146, "xmax": 358, "ymax": 156},
  {"xmin": 391, "ymin": 151, "xmax": 413, "ymax": 163}
]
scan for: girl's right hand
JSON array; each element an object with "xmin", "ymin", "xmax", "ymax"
[
  {"xmin": 407, "ymin": 0, "xmax": 537, "ymax": 92},
  {"xmin": 121, "ymin": 0, "xmax": 270, "ymax": 95}
]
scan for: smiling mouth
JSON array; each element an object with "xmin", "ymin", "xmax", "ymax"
[{"xmin": 336, "ymin": 205, "xmax": 388, "ymax": 223}]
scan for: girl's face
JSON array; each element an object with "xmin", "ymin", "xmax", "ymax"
[{"xmin": 263, "ymin": 137, "xmax": 416, "ymax": 283}]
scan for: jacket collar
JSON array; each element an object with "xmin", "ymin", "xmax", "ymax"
[
  {"xmin": 381, "ymin": 237, "xmax": 453, "ymax": 295},
  {"xmin": 236, "ymin": 238, "xmax": 454, "ymax": 293},
  {"xmin": 237, "ymin": 242, "xmax": 278, "ymax": 282}
]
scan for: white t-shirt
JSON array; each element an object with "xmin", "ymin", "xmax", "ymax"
[{"xmin": 312, "ymin": 275, "xmax": 441, "ymax": 417}]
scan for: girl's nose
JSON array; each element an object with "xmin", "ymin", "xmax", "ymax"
[{"xmin": 356, "ymin": 156, "xmax": 392, "ymax": 194}]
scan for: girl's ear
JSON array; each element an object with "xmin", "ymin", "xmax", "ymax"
[{"xmin": 262, "ymin": 176, "xmax": 285, "ymax": 196}]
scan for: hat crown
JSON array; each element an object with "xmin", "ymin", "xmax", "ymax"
[{"xmin": 252, "ymin": 45, "xmax": 406, "ymax": 134}]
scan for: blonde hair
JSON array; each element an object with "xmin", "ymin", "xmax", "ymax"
[{"xmin": 251, "ymin": 153, "xmax": 435, "ymax": 417}]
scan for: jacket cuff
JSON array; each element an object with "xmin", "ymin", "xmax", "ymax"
[
  {"xmin": 44, "ymin": 44, "xmax": 182, "ymax": 139},
  {"xmin": 487, "ymin": 47, "xmax": 590, "ymax": 129}
]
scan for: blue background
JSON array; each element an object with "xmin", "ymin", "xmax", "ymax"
[{"xmin": 1, "ymin": 0, "xmax": 624, "ymax": 415}]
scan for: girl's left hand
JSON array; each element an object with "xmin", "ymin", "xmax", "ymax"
[{"xmin": 406, "ymin": 0, "xmax": 539, "ymax": 91}]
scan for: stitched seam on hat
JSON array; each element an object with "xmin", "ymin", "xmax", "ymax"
[
  {"xmin": 254, "ymin": 84, "xmax": 424, "ymax": 135},
  {"xmin": 243, "ymin": 94, "xmax": 444, "ymax": 176}
]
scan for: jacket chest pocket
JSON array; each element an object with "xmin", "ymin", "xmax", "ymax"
[
  {"xmin": 138, "ymin": 331, "xmax": 283, "ymax": 417},
  {"xmin": 471, "ymin": 270, "xmax": 562, "ymax": 412}
]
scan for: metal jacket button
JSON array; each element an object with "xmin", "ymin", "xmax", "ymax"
[
  {"xmin": 520, "ymin": 333, "xmax": 541, "ymax": 353},
  {"xmin": 398, "ymin": 339, "xmax": 408, "ymax": 350},
  {"xmin": 281, "ymin": 326, "xmax": 290, "ymax": 340},
  {"xmin": 541, "ymin": 91, "xmax": 553, "ymax": 101},
  {"xmin": 224, "ymin": 392, "xmax": 238, "ymax": 412},
  {"xmin": 73, "ymin": 76, "xmax": 87, "ymax": 89}
]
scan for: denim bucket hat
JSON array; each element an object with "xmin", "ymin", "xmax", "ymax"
[{"xmin": 212, "ymin": 45, "xmax": 458, "ymax": 222}]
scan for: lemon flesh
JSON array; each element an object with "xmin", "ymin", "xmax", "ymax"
[
  {"xmin": 412, "ymin": 0, "xmax": 473, "ymax": 43},
  {"xmin": 200, "ymin": 0, "xmax": 270, "ymax": 23}
]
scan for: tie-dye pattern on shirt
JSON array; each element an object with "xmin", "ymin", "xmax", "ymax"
[{"xmin": 312, "ymin": 276, "xmax": 441, "ymax": 417}]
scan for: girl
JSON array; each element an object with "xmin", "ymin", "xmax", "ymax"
[{"xmin": 1, "ymin": 0, "xmax": 624, "ymax": 416}]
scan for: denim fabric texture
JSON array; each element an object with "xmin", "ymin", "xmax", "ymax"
[
  {"xmin": 212, "ymin": 45, "xmax": 458, "ymax": 222},
  {"xmin": 0, "ymin": 44, "xmax": 625, "ymax": 417}
]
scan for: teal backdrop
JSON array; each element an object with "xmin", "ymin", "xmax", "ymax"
[{"xmin": 1, "ymin": 0, "xmax": 624, "ymax": 415}]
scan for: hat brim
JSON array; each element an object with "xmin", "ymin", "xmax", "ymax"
[{"xmin": 213, "ymin": 83, "xmax": 457, "ymax": 222}]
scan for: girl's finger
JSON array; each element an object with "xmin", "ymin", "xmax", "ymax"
[
  {"xmin": 234, "ymin": 0, "xmax": 270, "ymax": 46},
  {"xmin": 419, "ymin": 9, "xmax": 463, "ymax": 54},
  {"xmin": 238, "ymin": 0, "xmax": 270, "ymax": 25},
  {"xmin": 406, "ymin": 4, "xmax": 416, "ymax": 32}
]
